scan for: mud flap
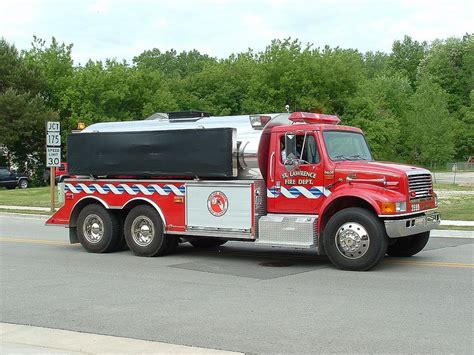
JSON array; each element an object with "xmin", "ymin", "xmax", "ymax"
[{"xmin": 69, "ymin": 227, "xmax": 78, "ymax": 244}]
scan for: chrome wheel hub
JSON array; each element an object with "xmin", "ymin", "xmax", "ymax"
[
  {"xmin": 83, "ymin": 214, "xmax": 104, "ymax": 244},
  {"xmin": 335, "ymin": 222, "xmax": 370, "ymax": 259},
  {"xmin": 131, "ymin": 216, "xmax": 154, "ymax": 247}
]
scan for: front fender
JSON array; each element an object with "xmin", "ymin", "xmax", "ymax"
[{"xmin": 320, "ymin": 183, "xmax": 407, "ymax": 221}]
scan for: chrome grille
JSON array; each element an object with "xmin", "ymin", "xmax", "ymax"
[{"xmin": 408, "ymin": 173, "xmax": 433, "ymax": 200}]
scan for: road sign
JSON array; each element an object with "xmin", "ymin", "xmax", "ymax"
[
  {"xmin": 46, "ymin": 147, "xmax": 61, "ymax": 167},
  {"xmin": 47, "ymin": 121, "xmax": 60, "ymax": 132},
  {"xmin": 47, "ymin": 132, "xmax": 61, "ymax": 146}
]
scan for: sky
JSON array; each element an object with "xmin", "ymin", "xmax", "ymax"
[{"xmin": 0, "ymin": 0, "xmax": 472, "ymax": 65}]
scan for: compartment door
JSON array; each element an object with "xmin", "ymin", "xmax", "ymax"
[{"xmin": 186, "ymin": 183, "xmax": 252, "ymax": 233}]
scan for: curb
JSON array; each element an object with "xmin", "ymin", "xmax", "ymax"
[{"xmin": 1, "ymin": 323, "xmax": 241, "ymax": 354}]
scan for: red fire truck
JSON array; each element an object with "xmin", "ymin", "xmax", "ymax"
[{"xmin": 46, "ymin": 111, "xmax": 440, "ymax": 270}]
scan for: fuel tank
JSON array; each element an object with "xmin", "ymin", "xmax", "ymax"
[{"xmin": 82, "ymin": 113, "xmax": 290, "ymax": 179}]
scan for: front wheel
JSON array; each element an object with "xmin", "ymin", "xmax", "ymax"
[
  {"xmin": 386, "ymin": 232, "xmax": 430, "ymax": 257},
  {"xmin": 323, "ymin": 207, "xmax": 388, "ymax": 271},
  {"xmin": 18, "ymin": 179, "xmax": 28, "ymax": 189}
]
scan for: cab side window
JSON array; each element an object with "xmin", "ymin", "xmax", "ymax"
[{"xmin": 280, "ymin": 134, "xmax": 320, "ymax": 164}]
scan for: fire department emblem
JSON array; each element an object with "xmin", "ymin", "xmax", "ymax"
[{"xmin": 207, "ymin": 191, "xmax": 228, "ymax": 217}]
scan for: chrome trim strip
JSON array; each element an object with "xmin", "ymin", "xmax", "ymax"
[
  {"xmin": 270, "ymin": 152, "xmax": 275, "ymax": 182},
  {"xmin": 72, "ymin": 195, "xmax": 110, "ymax": 210},
  {"xmin": 121, "ymin": 197, "xmax": 167, "ymax": 228},
  {"xmin": 178, "ymin": 229, "xmax": 253, "ymax": 239},
  {"xmin": 406, "ymin": 168, "xmax": 431, "ymax": 176},
  {"xmin": 378, "ymin": 208, "xmax": 438, "ymax": 218},
  {"xmin": 347, "ymin": 177, "xmax": 386, "ymax": 185}
]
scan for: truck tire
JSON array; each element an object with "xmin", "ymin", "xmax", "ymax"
[
  {"xmin": 386, "ymin": 232, "xmax": 430, "ymax": 257},
  {"xmin": 77, "ymin": 204, "xmax": 121, "ymax": 253},
  {"xmin": 190, "ymin": 238, "xmax": 227, "ymax": 248},
  {"xmin": 323, "ymin": 207, "xmax": 388, "ymax": 271},
  {"xmin": 124, "ymin": 205, "xmax": 171, "ymax": 257},
  {"xmin": 18, "ymin": 179, "xmax": 28, "ymax": 189}
]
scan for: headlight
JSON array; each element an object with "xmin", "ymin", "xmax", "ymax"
[{"xmin": 396, "ymin": 202, "xmax": 407, "ymax": 212}]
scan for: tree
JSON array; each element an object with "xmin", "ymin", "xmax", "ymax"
[
  {"xmin": 404, "ymin": 76, "xmax": 454, "ymax": 166},
  {"xmin": 23, "ymin": 36, "xmax": 74, "ymax": 112},
  {"xmin": 389, "ymin": 35, "xmax": 427, "ymax": 87},
  {"xmin": 0, "ymin": 89, "xmax": 57, "ymax": 173},
  {"xmin": 0, "ymin": 38, "xmax": 44, "ymax": 94},
  {"xmin": 133, "ymin": 48, "xmax": 216, "ymax": 78},
  {"xmin": 0, "ymin": 39, "xmax": 57, "ymax": 182},
  {"xmin": 344, "ymin": 75, "xmax": 412, "ymax": 160}
]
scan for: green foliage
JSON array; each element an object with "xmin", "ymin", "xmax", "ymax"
[
  {"xmin": 0, "ymin": 88, "xmax": 58, "ymax": 171},
  {"xmin": 344, "ymin": 75, "xmax": 412, "ymax": 160},
  {"xmin": 133, "ymin": 48, "xmax": 216, "ymax": 78},
  {"xmin": 0, "ymin": 39, "xmax": 57, "ymax": 179},
  {"xmin": 389, "ymin": 35, "xmax": 427, "ymax": 87},
  {"xmin": 0, "ymin": 38, "xmax": 44, "ymax": 94},
  {"xmin": 404, "ymin": 76, "xmax": 455, "ymax": 166}
]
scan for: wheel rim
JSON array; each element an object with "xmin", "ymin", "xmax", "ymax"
[
  {"xmin": 131, "ymin": 216, "xmax": 154, "ymax": 246},
  {"xmin": 20, "ymin": 180, "xmax": 27, "ymax": 188},
  {"xmin": 335, "ymin": 222, "xmax": 370, "ymax": 259},
  {"xmin": 83, "ymin": 214, "xmax": 104, "ymax": 244}
]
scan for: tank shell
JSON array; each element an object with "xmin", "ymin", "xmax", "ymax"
[{"xmin": 82, "ymin": 114, "xmax": 287, "ymax": 179}]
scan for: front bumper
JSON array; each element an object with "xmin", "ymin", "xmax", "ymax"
[{"xmin": 384, "ymin": 211, "xmax": 440, "ymax": 238}]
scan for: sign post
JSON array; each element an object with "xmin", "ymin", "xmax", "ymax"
[{"xmin": 46, "ymin": 122, "xmax": 61, "ymax": 213}]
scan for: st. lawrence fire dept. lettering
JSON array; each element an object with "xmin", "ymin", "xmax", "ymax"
[{"xmin": 281, "ymin": 170, "xmax": 316, "ymax": 185}]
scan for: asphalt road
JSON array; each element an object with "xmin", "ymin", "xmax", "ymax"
[{"xmin": 1, "ymin": 214, "xmax": 473, "ymax": 354}]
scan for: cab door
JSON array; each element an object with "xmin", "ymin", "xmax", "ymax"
[{"xmin": 268, "ymin": 131, "xmax": 328, "ymax": 214}]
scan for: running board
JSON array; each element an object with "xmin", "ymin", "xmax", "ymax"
[{"xmin": 256, "ymin": 214, "xmax": 318, "ymax": 249}]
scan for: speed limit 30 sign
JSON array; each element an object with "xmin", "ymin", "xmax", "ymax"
[
  {"xmin": 46, "ymin": 147, "xmax": 61, "ymax": 167},
  {"xmin": 46, "ymin": 121, "xmax": 61, "ymax": 167}
]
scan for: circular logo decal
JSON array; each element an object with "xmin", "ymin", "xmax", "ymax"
[{"xmin": 207, "ymin": 191, "xmax": 229, "ymax": 217}]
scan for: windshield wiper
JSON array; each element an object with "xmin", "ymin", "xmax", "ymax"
[
  {"xmin": 332, "ymin": 154, "xmax": 349, "ymax": 161},
  {"xmin": 332, "ymin": 154, "xmax": 368, "ymax": 161},
  {"xmin": 347, "ymin": 154, "xmax": 368, "ymax": 161}
]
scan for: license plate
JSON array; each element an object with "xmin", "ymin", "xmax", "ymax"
[{"xmin": 414, "ymin": 217, "xmax": 426, "ymax": 226}]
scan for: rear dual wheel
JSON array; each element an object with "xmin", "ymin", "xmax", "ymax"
[
  {"xmin": 124, "ymin": 205, "xmax": 178, "ymax": 257},
  {"xmin": 77, "ymin": 204, "xmax": 122, "ymax": 253}
]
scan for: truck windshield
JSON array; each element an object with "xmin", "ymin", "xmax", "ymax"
[{"xmin": 323, "ymin": 131, "xmax": 373, "ymax": 161}]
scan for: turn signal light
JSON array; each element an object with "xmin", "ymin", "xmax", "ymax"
[{"xmin": 382, "ymin": 202, "xmax": 396, "ymax": 213}]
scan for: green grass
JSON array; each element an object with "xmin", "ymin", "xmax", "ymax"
[
  {"xmin": 437, "ymin": 196, "xmax": 474, "ymax": 221},
  {"xmin": 0, "ymin": 187, "xmax": 60, "ymax": 207}
]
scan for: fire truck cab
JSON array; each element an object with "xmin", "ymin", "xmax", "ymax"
[{"xmin": 47, "ymin": 112, "xmax": 440, "ymax": 270}]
